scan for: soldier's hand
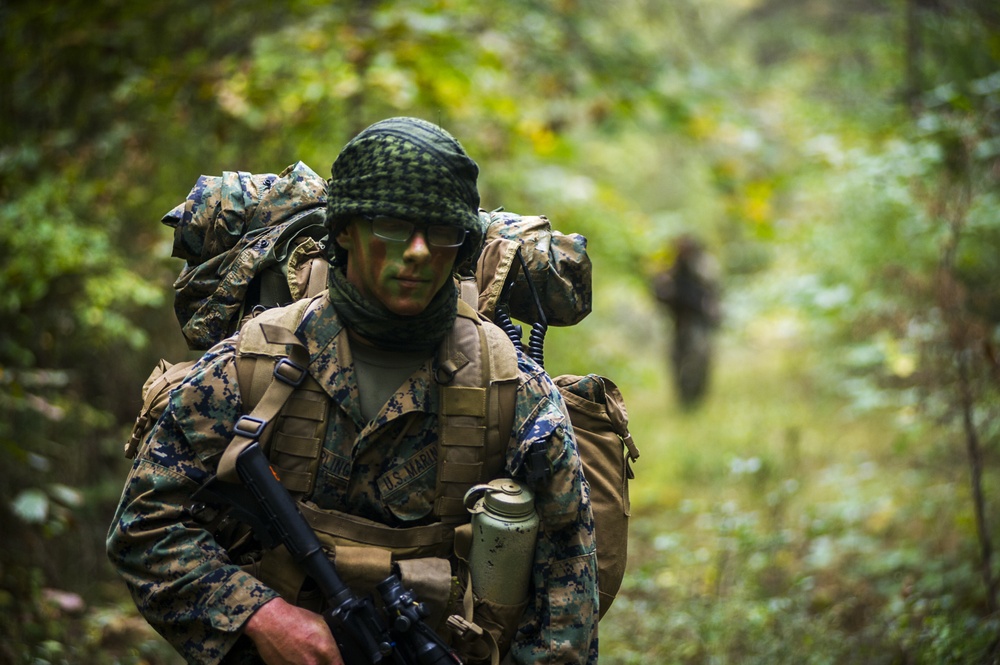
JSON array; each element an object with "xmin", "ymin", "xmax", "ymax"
[{"xmin": 245, "ymin": 597, "xmax": 343, "ymax": 665}]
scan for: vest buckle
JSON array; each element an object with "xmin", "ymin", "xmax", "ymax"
[{"xmin": 273, "ymin": 357, "xmax": 307, "ymax": 387}]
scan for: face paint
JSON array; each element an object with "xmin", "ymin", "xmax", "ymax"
[{"xmin": 339, "ymin": 219, "xmax": 459, "ymax": 316}]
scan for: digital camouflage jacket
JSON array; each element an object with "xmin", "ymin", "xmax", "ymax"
[{"xmin": 107, "ymin": 293, "xmax": 599, "ymax": 664}]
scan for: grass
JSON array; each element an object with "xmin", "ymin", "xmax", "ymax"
[{"xmin": 598, "ymin": 317, "xmax": 1000, "ymax": 664}]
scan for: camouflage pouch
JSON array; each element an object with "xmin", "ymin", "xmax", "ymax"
[
  {"xmin": 162, "ymin": 161, "xmax": 328, "ymax": 350},
  {"xmin": 475, "ymin": 211, "xmax": 591, "ymax": 327}
]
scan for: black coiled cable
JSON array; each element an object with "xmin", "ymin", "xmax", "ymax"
[
  {"xmin": 494, "ymin": 246, "xmax": 549, "ymax": 369},
  {"xmin": 527, "ymin": 320, "xmax": 547, "ymax": 367},
  {"xmin": 495, "ymin": 304, "xmax": 523, "ymax": 350}
]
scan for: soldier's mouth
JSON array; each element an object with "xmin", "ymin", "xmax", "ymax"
[{"xmin": 395, "ymin": 274, "xmax": 429, "ymax": 287}]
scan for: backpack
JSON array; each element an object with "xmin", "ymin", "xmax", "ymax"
[
  {"xmin": 123, "ymin": 162, "xmax": 329, "ymax": 458},
  {"xmin": 472, "ymin": 219, "xmax": 639, "ymax": 617},
  {"xmin": 124, "ymin": 166, "xmax": 639, "ymax": 620}
]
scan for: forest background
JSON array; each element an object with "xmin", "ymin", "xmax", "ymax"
[{"xmin": 2, "ymin": 1, "xmax": 1000, "ymax": 663}]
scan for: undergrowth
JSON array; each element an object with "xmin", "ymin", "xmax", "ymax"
[{"xmin": 599, "ymin": 322, "xmax": 1000, "ymax": 664}]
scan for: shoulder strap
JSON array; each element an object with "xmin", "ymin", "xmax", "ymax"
[
  {"xmin": 233, "ymin": 298, "xmax": 314, "ymax": 404},
  {"xmin": 434, "ymin": 298, "xmax": 519, "ymax": 522},
  {"xmin": 457, "ymin": 275, "xmax": 479, "ymax": 310},
  {"xmin": 217, "ymin": 299, "xmax": 318, "ymax": 485},
  {"xmin": 481, "ymin": 319, "xmax": 519, "ymax": 477}
]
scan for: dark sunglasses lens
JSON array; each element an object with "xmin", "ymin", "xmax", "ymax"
[
  {"xmin": 370, "ymin": 217, "xmax": 465, "ymax": 247},
  {"xmin": 427, "ymin": 226, "xmax": 466, "ymax": 247},
  {"xmin": 371, "ymin": 218, "xmax": 413, "ymax": 242}
]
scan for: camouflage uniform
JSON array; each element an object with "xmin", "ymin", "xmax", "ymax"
[{"xmin": 107, "ymin": 293, "xmax": 599, "ymax": 664}]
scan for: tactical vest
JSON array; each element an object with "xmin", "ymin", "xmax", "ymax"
[{"xmin": 218, "ymin": 293, "xmax": 524, "ymax": 661}]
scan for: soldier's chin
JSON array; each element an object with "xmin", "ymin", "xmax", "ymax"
[{"xmin": 382, "ymin": 295, "xmax": 433, "ymax": 317}]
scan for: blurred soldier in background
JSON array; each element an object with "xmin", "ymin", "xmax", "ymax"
[{"xmin": 652, "ymin": 234, "xmax": 722, "ymax": 409}]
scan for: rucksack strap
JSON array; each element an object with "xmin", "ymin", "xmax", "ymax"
[
  {"xmin": 217, "ymin": 299, "xmax": 316, "ymax": 485},
  {"xmin": 434, "ymin": 299, "xmax": 519, "ymax": 522},
  {"xmin": 600, "ymin": 377, "xmax": 640, "ymax": 465},
  {"xmin": 457, "ymin": 275, "xmax": 479, "ymax": 309},
  {"xmin": 217, "ymin": 338, "xmax": 309, "ymax": 485}
]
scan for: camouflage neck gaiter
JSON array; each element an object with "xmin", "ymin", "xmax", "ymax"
[{"xmin": 327, "ymin": 266, "xmax": 457, "ymax": 353}]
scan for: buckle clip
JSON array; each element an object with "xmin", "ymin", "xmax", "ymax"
[
  {"xmin": 234, "ymin": 415, "xmax": 267, "ymax": 439},
  {"xmin": 445, "ymin": 615, "xmax": 484, "ymax": 643},
  {"xmin": 123, "ymin": 413, "xmax": 150, "ymax": 457},
  {"xmin": 273, "ymin": 358, "xmax": 306, "ymax": 387}
]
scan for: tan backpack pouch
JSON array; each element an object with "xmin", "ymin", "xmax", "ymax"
[
  {"xmin": 334, "ymin": 545, "xmax": 394, "ymax": 595},
  {"xmin": 397, "ymin": 557, "xmax": 454, "ymax": 629},
  {"xmin": 286, "ymin": 236, "xmax": 328, "ymax": 301},
  {"xmin": 555, "ymin": 374, "xmax": 639, "ymax": 619},
  {"xmin": 247, "ymin": 544, "xmax": 314, "ymax": 610},
  {"xmin": 474, "ymin": 237, "xmax": 519, "ymax": 322},
  {"xmin": 125, "ymin": 358, "xmax": 198, "ymax": 458}
]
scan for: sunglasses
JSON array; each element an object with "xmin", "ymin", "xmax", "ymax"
[{"xmin": 364, "ymin": 216, "xmax": 467, "ymax": 248}]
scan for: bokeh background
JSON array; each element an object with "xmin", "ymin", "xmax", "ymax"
[{"xmin": 3, "ymin": 1, "xmax": 1000, "ymax": 662}]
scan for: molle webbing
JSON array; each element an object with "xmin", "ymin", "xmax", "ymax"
[
  {"xmin": 235, "ymin": 357, "xmax": 329, "ymax": 490},
  {"xmin": 301, "ymin": 502, "xmax": 455, "ymax": 550},
  {"xmin": 227, "ymin": 295, "xmax": 520, "ymax": 654},
  {"xmin": 434, "ymin": 299, "xmax": 518, "ymax": 522},
  {"xmin": 265, "ymin": 376, "xmax": 328, "ymax": 494}
]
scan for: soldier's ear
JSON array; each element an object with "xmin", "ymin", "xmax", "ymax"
[{"xmin": 336, "ymin": 224, "xmax": 355, "ymax": 251}]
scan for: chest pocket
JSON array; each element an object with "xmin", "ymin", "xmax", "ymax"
[{"xmin": 376, "ymin": 441, "xmax": 439, "ymax": 522}]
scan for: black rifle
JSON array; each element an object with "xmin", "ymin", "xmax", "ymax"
[{"xmin": 194, "ymin": 441, "xmax": 461, "ymax": 665}]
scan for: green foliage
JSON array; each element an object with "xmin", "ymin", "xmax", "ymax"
[
  {"xmin": 0, "ymin": 578, "xmax": 182, "ymax": 665},
  {"xmin": 0, "ymin": 171, "xmax": 163, "ymax": 364},
  {"xmin": 2, "ymin": 0, "xmax": 1000, "ymax": 661}
]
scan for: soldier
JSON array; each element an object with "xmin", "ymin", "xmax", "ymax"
[
  {"xmin": 652, "ymin": 234, "xmax": 722, "ymax": 408},
  {"xmin": 107, "ymin": 118, "xmax": 598, "ymax": 664}
]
